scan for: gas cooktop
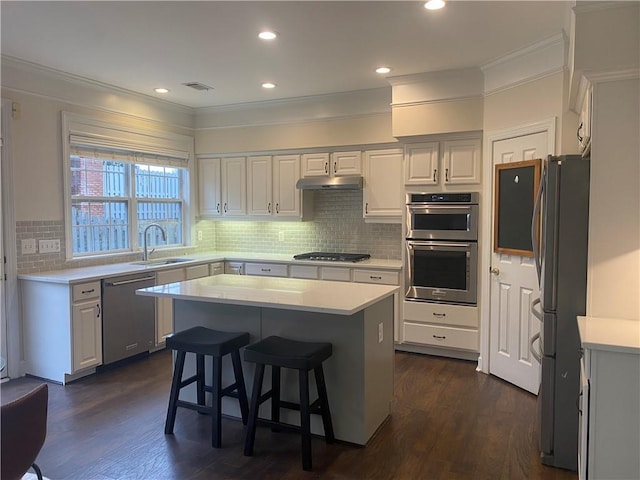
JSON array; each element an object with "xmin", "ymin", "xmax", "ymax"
[{"xmin": 293, "ymin": 252, "xmax": 371, "ymax": 263}]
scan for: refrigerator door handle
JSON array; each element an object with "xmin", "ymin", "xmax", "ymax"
[
  {"xmin": 530, "ymin": 332, "xmax": 542, "ymax": 363},
  {"xmin": 532, "ymin": 164, "xmax": 545, "ymax": 283}
]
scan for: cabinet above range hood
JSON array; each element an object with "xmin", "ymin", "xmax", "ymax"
[{"xmin": 295, "ymin": 175, "xmax": 363, "ymax": 190}]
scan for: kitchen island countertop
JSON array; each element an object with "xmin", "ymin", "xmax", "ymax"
[{"xmin": 137, "ymin": 274, "xmax": 398, "ymax": 315}]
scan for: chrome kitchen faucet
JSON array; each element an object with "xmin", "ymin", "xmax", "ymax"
[{"xmin": 142, "ymin": 223, "xmax": 167, "ymax": 261}]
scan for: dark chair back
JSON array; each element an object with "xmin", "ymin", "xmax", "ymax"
[{"xmin": 1, "ymin": 384, "xmax": 48, "ymax": 480}]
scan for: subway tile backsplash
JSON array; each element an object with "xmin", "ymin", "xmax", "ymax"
[{"xmin": 17, "ymin": 190, "xmax": 401, "ymax": 274}]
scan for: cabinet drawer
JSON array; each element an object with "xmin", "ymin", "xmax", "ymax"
[
  {"xmin": 320, "ymin": 267, "xmax": 351, "ymax": 282},
  {"xmin": 289, "ymin": 265, "xmax": 319, "ymax": 279},
  {"xmin": 353, "ymin": 270, "xmax": 399, "ymax": 285},
  {"xmin": 225, "ymin": 262, "xmax": 244, "ymax": 275},
  {"xmin": 185, "ymin": 264, "xmax": 209, "ymax": 280},
  {"xmin": 210, "ymin": 262, "xmax": 224, "ymax": 276},
  {"xmin": 245, "ymin": 263, "xmax": 288, "ymax": 277},
  {"xmin": 403, "ymin": 301, "xmax": 478, "ymax": 328},
  {"xmin": 404, "ymin": 322, "xmax": 478, "ymax": 351},
  {"xmin": 72, "ymin": 281, "xmax": 101, "ymax": 302}
]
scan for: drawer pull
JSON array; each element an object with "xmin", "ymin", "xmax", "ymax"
[
  {"xmin": 261, "ymin": 268, "xmax": 271, "ymax": 272},
  {"xmin": 432, "ymin": 312, "xmax": 446, "ymax": 318},
  {"xmin": 432, "ymin": 335, "xmax": 446, "ymax": 340},
  {"xmin": 370, "ymin": 276, "xmax": 382, "ymax": 280},
  {"xmin": 81, "ymin": 288, "xmax": 95, "ymax": 294}
]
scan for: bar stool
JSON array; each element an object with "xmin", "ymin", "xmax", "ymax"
[
  {"xmin": 164, "ymin": 326, "xmax": 250, "ymax": 448},
  {"xmin": 243, "ymin": 336, "xmax": 335, "ymax": 471}
]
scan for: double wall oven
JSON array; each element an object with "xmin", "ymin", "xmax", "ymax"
[{"xmin": 405, "ymin": 193, "xmax": 479, "ymax": 305}]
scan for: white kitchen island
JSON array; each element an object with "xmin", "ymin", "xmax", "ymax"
[{"xmin": 137, "ymin": 274, "xmax": 398, "ymax": 445}]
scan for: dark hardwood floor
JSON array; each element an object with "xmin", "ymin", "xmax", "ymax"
[{"xmin": 1, "ymin": 350, "xmax": 578, "ymax": 480}]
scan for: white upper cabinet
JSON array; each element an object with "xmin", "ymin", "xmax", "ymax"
[
  {"xmin": 331, "ymin": 151, "xmax": 362, "ymax": 176},
  {"xmin": 405, "ymin": 138, "xmax": 481, "ymax": 186},
  {"xmin": 405, "ymin": 142, "xmax": 439, "ymax": 185},
  {"xmin": 363, "ymin": 148, "xmax": 403, "ymax": 221},
  {"xmin": 221, "ymin": 157, "xmax": 246, "ymax": 215},
  {"xmin": 302, "ymin": 151, "xmax": 362, "ymax": 177},
  {"xmin": 247, "ymin": 155, "xmax": 273, "ymax": 216},
  {"xmin": 441, "ymin": 139, "xmax": 481, "ymax": 184},
  {"xmin": 199, "ymin": 157, "xmax": 222, "ymax": 216},
  {"xmin": 302, "ymin": 152, "xmax": 330, "ymax": 177},
  {"xmin": 273, "ymin": 154, "xmax": 301, "ymax": 217}
]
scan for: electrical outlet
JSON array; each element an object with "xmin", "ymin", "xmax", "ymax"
[
  {"xmin": 21, "ymin": 238, "xmax": 36, "ymax": 255},
  {"xmin": 39, "ymin": 239, "xmax": 61, "ymax": 253},
  {"xmin": 378, "ymin": 322, "xmax": 384, "ymax": 343},
  {"xmin": 197, "ymin": 230, "xmax": 203, "ymax": 241},
  {"xmin": 278, "ymin": 231, "xmax": 285, "ymax": 242}
]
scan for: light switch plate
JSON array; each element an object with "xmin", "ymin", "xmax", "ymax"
[
  {"xmin": 21, "ymin": 238, "xmax": 37, "ymax": 255},
  {"xmin": 39, "ymin": 238, "xmax": 61, "ymax": 253}
]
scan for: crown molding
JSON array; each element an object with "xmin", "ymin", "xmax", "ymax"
[
  {"xmin": 573, "ymin": 1, "xmax": 637, "ymax": 14},
  {"xmin": 481, "ymin": 33, "xmax": 567, "ymax": 96}
]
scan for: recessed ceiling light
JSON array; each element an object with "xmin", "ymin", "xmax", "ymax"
[
  {"xmin": 424, "ymin": 0, "xmax": 445, "ymax": 10},
  {"xmin": 154, "ymin": 88, "xmax": 169, "ymax": 94},
  {"xmin": 262, "ymin": 83, "xmax": 276, "ymax": 89},
  {"xmin": 375, "ymin": 67, "xmax": 392, "ymax": 74},
  {"xmin": 258, "ymin": 31, "xmax": 278, "ymax": 40}
]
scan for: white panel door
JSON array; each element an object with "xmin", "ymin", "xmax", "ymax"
[
  {"xmin": 489, "ymin": 131, "xmax": 547, "ymax": 394},
  {"xmin": 363, "ymin": 149, "xmax": 403, "ymax": 218},
  {"xmin": 221, "ymin": 157, "xmax": 246, "ymax": 215}
]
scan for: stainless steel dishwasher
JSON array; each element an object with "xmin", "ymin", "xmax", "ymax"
[{"xmin": 101, "ymin": 272, "xmax": 156, "ymax": 365}]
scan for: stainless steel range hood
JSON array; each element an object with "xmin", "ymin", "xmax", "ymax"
[{"xmin": 295, "ymin": 176, "xmax": 363, "ymax": 190}]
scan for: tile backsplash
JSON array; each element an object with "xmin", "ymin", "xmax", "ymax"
[{"xmin": 17, "ymin": 190, "xmax": 401, "ymax": 274}]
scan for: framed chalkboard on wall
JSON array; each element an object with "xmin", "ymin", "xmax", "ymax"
[{"xmin": 493, "ymin": 158, "xmax": 542, "ymax": 257}]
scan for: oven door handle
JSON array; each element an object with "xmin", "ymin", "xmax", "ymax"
[
  {"xmin": 407, "ymin": 205, "xmax": 475, "ymax": 213},
  {"xmin": 407, "ymin": 241, "xmax": 474, "ymax": 249}
]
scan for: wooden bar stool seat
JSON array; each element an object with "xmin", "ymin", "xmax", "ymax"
[
  {"xmin": 164, "ymin": 326, "xmax": 250, "ymax": 448},
  {"xmin": 243, "ymin": 336, "xmax": 335, "ymax": 471}
]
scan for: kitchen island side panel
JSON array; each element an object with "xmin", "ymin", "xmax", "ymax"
[{"xmin": 172, "ymin": 296, "xmax": 394, "ymax": 445}]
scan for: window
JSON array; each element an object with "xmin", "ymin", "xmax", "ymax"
[{"xmin": 63, "ymin": 113, "xmax": 194, "ymax": 259}]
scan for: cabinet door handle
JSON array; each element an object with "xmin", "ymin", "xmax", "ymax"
[
  {"xmin": 365, "ymin": 202, "xmax": 369, "ymax": 214},
  {"xmin": 370, "ymin": 275, "xmax": 382, "ymax": 280},
  {"xmin": 433, "ymin": 169, "xmax": 437, "ymax": 183},
  {"xmin": 333, "ymin": 161, "xmax": 337, "ymax": 174},
  {"xmin": 432, "ymin": 312, "xmax": 446, "ymax": 318},
  {"xmin": 445, "ymin": 168, "xmax": 449, "ymax": 182},
  {"xmin": 577, "ymin": 121, "xmax": 584, "ymax": 143},
  {"xmin": 432, "ymin": 335, "xmax": 446, "ymax": 340},
  {"xmin": 268, "ymin": 202, "xmax": 271, "ymax": 213},
  {"xmin": 97, "ymin": 304, "xmax": 101, "ymax": 317},
  {"xmin": 224, "ymin": 202, "xmax": 228, "ymax": 213},
  {"xmin": 261, "ymin": 268, "xmax": 271, "ymax": 272},
  {"xmin": 81, "ymin": 288, "xmax": 95, "ymax": 294},
  {"xmin": 325, "ymin": 162, "xmax": 328, "ymax": 174},
  {"xmin": 275, "ymin": 203, "xmax": 279, "ymax": 214},
  {"xmin": 216, "ymin": 203, "xmax": 220, "ymax": 213}
]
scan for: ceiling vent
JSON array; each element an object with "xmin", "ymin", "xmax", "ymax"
[{"xmin": 182, "ymin": 82, "xmax": 214, "ymax": 91}]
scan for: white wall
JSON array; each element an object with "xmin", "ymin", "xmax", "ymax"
[{"xmin": 587, "ymin": 78, "xmax": 640, "ymax": 320}]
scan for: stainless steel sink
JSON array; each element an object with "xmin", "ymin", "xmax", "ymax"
[{"xmin": 131, "ymin": 258, "xmax": 193, "ymax": 266}]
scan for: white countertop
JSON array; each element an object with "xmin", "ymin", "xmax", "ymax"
[
  {"xmin": 577, "ymin": 315, "xmax": 640, "ymax": 354},
  {"xmin": 18, "ymin": 251, "xmax": 402, "ymax": 284},
  {"xmin": 136, "ymin": 274, "xmax": 399, "ymax": 315}
]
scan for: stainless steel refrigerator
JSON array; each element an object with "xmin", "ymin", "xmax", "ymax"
[{"xmin": 530, "ymin": 154, "xmax": 590, "ymax": 471}]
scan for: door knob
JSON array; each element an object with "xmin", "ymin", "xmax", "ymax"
[{"xmin": 490, "ymin": 267, "xmax": 500, "ymax": 275}]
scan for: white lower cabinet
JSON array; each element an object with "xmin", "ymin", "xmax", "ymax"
[
  {"xmin": 21, "ymin": 279, "xmax": 103, "ymax": 384},
  {"xmin": 320, "ymin": 267, "xmax": 352, "ymax": 282},
  {"xmin": 155, "ymin": 268, "xmax": 186, "ymax": 346},
  {"xmin": 289, "ymin": 265, "xmax": 319, "ymax": 279},
  {"xmin": 402, "ymin": 301, "xmax": 479, "ymax": 351},
  {"xmin": 225, "ymin": 262, "xmax": 244, "ymax": 274},
  {"xmin": 578, "ymin": 340, "xmax": 640, "ymax": 480},
  {"xmin": 71, "ymin": 282, "xmax": 102, "ymax": 372}
]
